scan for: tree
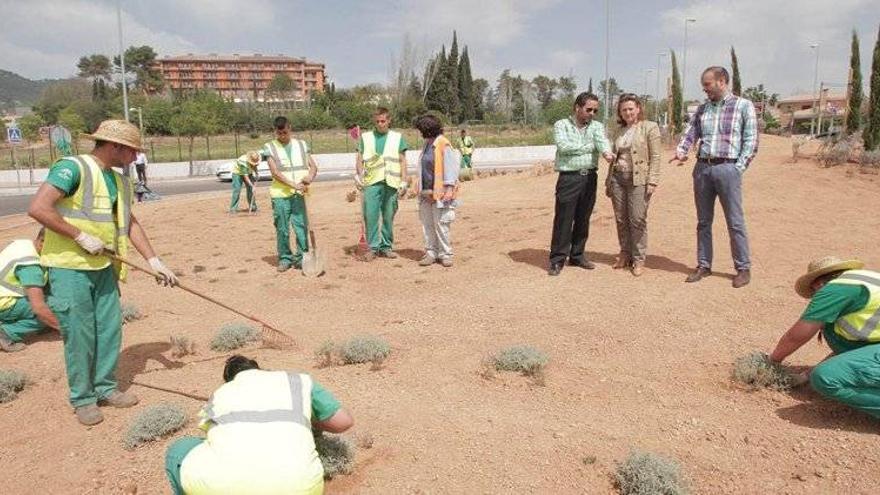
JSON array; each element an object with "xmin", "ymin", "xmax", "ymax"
[
  {"xmin": 558, "ymin": 76, "xmax": 577, "ymax": 99},
  {"xmin": 113, "ymin": 45, "xmax": 163, "ymax": 94},
  {"xmin": 17, "ymin": 113, "xmax": 45, "ymax": 141},
  {"xmin": 458, "ymin": 47, "xmax": 475, "ymax": 122},
  {"xmin": 730, "ymin": 46, "xmax": 742, "ymax": 96},
  {"xmin": 424, "ymin": 46, "xmax": 448, "ymax": 113},
  {"xmin": 670, "ymin": 49, "xmax": 684, "ymax": 134},
  {"xmin": 598, "ymin": 78, "xmax": 622, "ymax": 109},
  {"xmin": 846, "ymin": 30, "xmax": 863, "ymax": 135},
  {"xmin": 77, "ymin": 54, "xmax": 111, "ymax": 101},
  {"xmin": 532, "ymin": 75, "xmax": 557, "ymax": 109},
  {"xmin": 267, "ymin": 74, "xmax": 297, "ymax": 107},
  {"xmin": 57, "ymin": 106, "xmax": 86, "ymax": 135},
  {"xmin": 445, "ymin": 31, "xmax": 461, "ymax": 121},
  {"xmin": 743, "ymin": 84, "xmax": 780, "ymax": 116},
  {"xmin": 32, "ymin": 79, "xmax": 92, "ymax": 124},
  {"xmin": 472, "ymin": 77, "xmax": 489, "ymax": 119},
  {"xmin": 587, "ymin": 77, "xmax": 593, "ymax": 95},
  {"xmin": 865, "ymin": 24, "xmax": 880, "ymax": 150}
]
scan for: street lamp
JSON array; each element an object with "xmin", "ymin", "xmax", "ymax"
[
  {"xmin": 116, "ymin": 0, "xmax": 129, "ymax": 122},
  {"xmin": 643, "ymin": 69, "xmax": 654, "ymax": 100},
  {"xmin": 656, "ymin": 51, "xmax": 667, "ymax": 121},
  {"xmin": 809, "ymin": 42, "xmax": 821, "ymax": 136},
  {"xmin": 682, "ymin": 17, "xmax": 697, "ymax": 113},
  {"xmin": 603, "ymin": 0, "xmax": 611, "ymax": 121}
]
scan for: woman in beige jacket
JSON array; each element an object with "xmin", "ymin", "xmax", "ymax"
[{"xmin": 605, "ymin": 94, "xmax": 661, "ymax": 276}]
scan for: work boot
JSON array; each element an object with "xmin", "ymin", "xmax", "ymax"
[
  {"xmin": 0, "ymin": 328, "xmax": 25, "ymax": 352},
  {"xmin": 418, "ymin": 254, "xmax": 435, "ymax": 267},
  {"xmin": 99, "ymin": 390, "xmax": 139, "ymax": 408},
  {"xmin": 439, "ymin": 257, "xmax": 453, "ymax": 268},
  {"xmin": 75, "ymin": 404, "xmax": 104, "ymax": 426},
  {"xmin": 277, "ymin": 261, "xmax": 292, "ymax": 273},
  {"xmin": 631, "ymin": 261, "xmax": 645, "ymax": 277},
  {"xmin": 732, "ymin": 270, "xmax": 751, "ymax": 288},
  {"xmin": 377, "ymin": 250, "xmax": 399, "ymax": 259},
  {"xmin": 685, "ymin": 267, "xmax": 712, "ymax": 283}
]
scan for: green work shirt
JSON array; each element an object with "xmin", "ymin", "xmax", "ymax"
[
  {"xmin": 801, "ymin": 283, "xmax": 871, "ymax": 354},
  {"xmin": 311, "ymin": 379, "xmax": 341, "ymax": 421},
  {"xmin": 46, "ymin": 158, "xmax": 119, "ymax": 203},
  {"xmin": 357, "ymin": 131, "xmax": 409, "ymax": 155},
  {"xmin": 0, "ymin": 265, "xmax": 46, "ymax": 312},
  {"xmin": 553, "ymin": 117, "xmax": 610, "ymax": 172}
]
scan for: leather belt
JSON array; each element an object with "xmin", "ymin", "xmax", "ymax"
[{"xmin": 698, "ymin": 157, "xmax": 737, "ymax": 165}]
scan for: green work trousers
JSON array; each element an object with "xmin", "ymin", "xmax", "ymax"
[
  {"xmin": 461, "ymin": 154, "xmax": 472, "ymax": 168},
  {"xmin": 363, "ymin": 181, "xmax": 398, "ymax": 252},
  {"xmin": 229, "ymin": 174, "xmax": 256, "ymax": 212},
  {"xmin": 0, "ymin": 297, "xmax": 46, "ymax": 343},
  {"xmin": 811, "ymin": 342, "xmax": 880, "ymax": 419},
  {"xmin": 272, "ymin": 195, "xmax": 309, "ymax": 267},
  {"xmin": 165, "ymin": 436, "xmax": 204, "ymax": 495},
  {"xmin": 49, "ymin": 266, "xmax": 122, "ymax": 408}
]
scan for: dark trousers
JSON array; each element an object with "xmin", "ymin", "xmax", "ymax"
[
  {"xmin": 692, "ymin": 161, "xmax": 750, "ymax": 271},
  {"xmin": 135, "ymin": 164, "xmax": 147, "ymax": 184},
  {"xmin": 549, "ymin": 170, "xmax": 597, "ymax": 266}
]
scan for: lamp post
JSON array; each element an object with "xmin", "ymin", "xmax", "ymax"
[
  {"xmin": 656, "ymin": 52, "xmax": 667, "ymax": 121},
  {"xmin": 682, "ymin": 17, "xmax": 697, "ymax": 113},
  {"xmin": 809, "ymin": 42, "xmax": 821, "ymax": 136},
  {"xmin": 603, "ymin": 0, "xmax": 611, "ymax": 122},
  {"xmin": 643, "ymin": 69, "xmax": 654, "ymax": 101},
  {"xmin": 129, "ymin": 107, "xmax": 144, "ymax": 134},
  {"xmin": 116, "ymin": 0, "xmax": 129, "ymax": 122}
]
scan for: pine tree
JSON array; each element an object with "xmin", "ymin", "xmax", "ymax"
[
  {"xmin": 865, "ymin": 24, "xmax": 880, "ymax": 150},
  {"xmin": 671, "ymin": 49, "xmax": 684, "ymax": 134},
  {"xmin": 424, "ymin": 47, "xmax": 448, "ymax": 113},
  {"xmin": 458, "ymin": 46, "xmax": 475, "ymax": 123},
  {"xmin": 407, "ymin": 71, "xmax": 422, "ymax": 99},
  {"xmin": 846, "ymin": 30, "xmax": 863, "ymax": 135},
  {"xmin": 446, "ymin": 32, "xmax": 461, "ymax": 121},
  {"xmin": 588, "ymin": 77, "xmax": 593, "ymax": 94},
  {"xmin": 731, "ymin": 46, "xmax": 742, "ymax": 96}
]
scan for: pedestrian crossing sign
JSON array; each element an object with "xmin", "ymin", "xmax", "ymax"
[{"xmin": 6, "ymin": 126, "xmax": 22, "ymax": 144}]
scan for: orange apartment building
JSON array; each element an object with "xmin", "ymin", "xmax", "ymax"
[{"xmin": 157, "ymin": 53, "xmax": 325, "ymax": 102}]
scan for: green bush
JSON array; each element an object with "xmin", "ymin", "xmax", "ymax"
[
  {"xmin": 732, "ymin": 352, "xmax": 794, "ymax": 390},
  {"xmin": 314, "ymin": 432, "xmax": 355, "ymax": 479},
  {"xmin": 210, "ymin": 323, "xmax": 260, "ymax": 352},
  {"xmin": 615, "ymin": 450, "xmax": 689, "ymax": 495},
  {"xmin": 492, "ymin": 345, "xmax": 548, "ymax": 377},
  {"xmin": 122, "ymin": 403, "xmax": 187, "ymax": 450},
  {"xmin": 0, "ymin": 369, "xmax": 27, "ymax": 403},
  {"xmin": 336, "ymin": 335, "xmax": 391, "ymax": 366},
  {"xmin": 121, "ymin": 303, "xmax": 143, "ymax": 324}
]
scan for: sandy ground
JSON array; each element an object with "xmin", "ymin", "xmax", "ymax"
[{"xmin": 1, "ymin": 135, "xmax": 878, "ymax": 494}]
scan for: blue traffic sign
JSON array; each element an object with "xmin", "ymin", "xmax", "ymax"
[{"xmin": 6, "ymin": 126, "xmax": 22, "ymax": 144}]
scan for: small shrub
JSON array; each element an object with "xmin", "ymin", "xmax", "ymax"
[
  {"xmin": 460, "ymin": 168, "xmax": 474, "ymax": 181},
  {"xmin": 121, "ymin": 303, "xmax": 142, "ymax": 324},
  {"xmin": 122, "ymin": 403, "xmax": 187, "ymax": 450},
  {"xmin": 315, "ymin": 339, "xmax": 336, "ymax": 367},
  {"xmin": 816, "ymin": 137, "xmax": 853, "ymax": 167},
  {"xmin": 615, "ymin": 450, "xmax": 689, "ymax": 495},
  {"xmin": 0, "ymin": 369, "xmax": 27, "ymax": 403},
  {"xmin": 345, "ymin": 190, "xmax": 358, "ymax": 202},
  {"xmin": 210, "ymin": 323, "xmax": 260, "ymax": 352},
  {"xmin": 732, "ymin": 352, "xmax": 794, "ymax": 390},
  {"xmin": 170, "ymin": 335, "xmax": 196, "ymax": 358},
  {"xmin": 336, "ymin": 335, "xmax": 391, "ymax": 367},
  {"xmin": 492, "ymin": 345, "xmax": 548, "ymax": 378},
  {"xmin": 860, "ymin": 149, "xmax": 880, "ymax": 169},
  {"xmin": 314, "ymin": 431, "xmax": 355, "ymax": 479}
]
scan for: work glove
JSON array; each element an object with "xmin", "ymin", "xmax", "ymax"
[
  {"xmin": 148, "ymin": 257, "xmax": 179, "ymax": 287},
  {"xmin": 75, "ymin": 231, "xmax": 106, "ymax": 255},
  {"xmin": 353, "ymin": 174, "xmax": 364, "ymax": 191}
]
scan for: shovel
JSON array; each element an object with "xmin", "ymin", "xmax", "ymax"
[{"xmin": 301, "ymin": 193, "xmax": 325, "ymax": 277}]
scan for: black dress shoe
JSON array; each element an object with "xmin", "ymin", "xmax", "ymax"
[
  {"xmin": 569, "ymin": 259, "xmax": 596, "ymax": 270},
  {"xmin": 685, "ymin": 266, "xmax": 712, "ymax": 283},
  {"xmin": 548, "ymin": 263, "xmax": 562, "ymax": 276}
]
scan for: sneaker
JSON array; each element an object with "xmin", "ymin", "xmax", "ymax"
[
  {"xmin": 377, "ymin": 250, "xmax": 399, "ymax": 259},
  {"xmin": 75, "ymin": 404, "xmax": 104, "ymax": 426},
  {"xmin": 0, "ymin": 329, "xmax": 25, "ymax": 352},
  {"xmin": 99, "ymin": 390, "xmax": 139, "ymax": 408},
  {"xmin": 439, "ymin": 257, "xmax": 453, "ymax": 268},
  {"xmin": 418, "ymin": 254, "xmax": 436, "ymax": 266},
  {"xmin": 277, "ymin": 262, "xmax": 292, "ymax": 273}
]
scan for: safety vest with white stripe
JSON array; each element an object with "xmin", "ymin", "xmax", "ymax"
[
  {"xmin": 265, "ymin": 139, "xmax": 309, "ymax": 198},
  {"xmin": 40, "ymin": 155, "xmax": 132, "ymax": 281},
  {"xmin": 0, "ymin": 240, "xmax": 43, "ymax": 301},
  {"xmin": 361, "ymin": 130, "xmax": 403, "ymax": 189},
  {"xmin": 181, "ymin": 369, "xmax": 323, "ymax": 495},
  {"xmin": 827, "ymin": 269, "xmax": 880, "ymax": 342}
]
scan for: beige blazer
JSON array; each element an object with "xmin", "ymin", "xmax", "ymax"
[{"xmin": 606, "ymin": 120, "xmax": 662, "ymax": 187}]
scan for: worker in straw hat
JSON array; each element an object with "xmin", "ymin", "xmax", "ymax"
[
  {"xmin": 768, "ymin": 256, "xmax": 880, "ymax": 418},
  {"xmin": 28, "ymin": 119, "xmax": 180, "ymax": 426},
  {"xmin": 229, "ymin": 151, "xmax": 260, "ymax": 213}
]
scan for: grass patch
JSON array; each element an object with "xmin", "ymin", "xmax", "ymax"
[
  {"xmin": 314, "ymin": 432, "xmax": 355, "ymax": 479},
  {"xmin": 316, "ymin": 335, "xmax": 391, "ymax": 368},
  {"xmin": 732, "ymin": 352, "xmax": 794, "ymax": 391},
  {"xmin": 170, "ymin": 335, "xmax": 196, "ymax": 358},
  {"xmin": 210, "ymin": 323, "xmax": 260, "ymax": 352},
  {"xmin": 122, "ymin": 403, "xmax": 187, "ymax": 450},
  {"xmin": 615, "ymin": 450, "xmax": 689, "ymax": 495},
  {"xmin": 492, "ymin": 345, "xmax": 548, "ymax": 378},
  {"xmin": 0, "ymin": 369, "xmax": 27, "ymax": 403},
  {"xmin": 121, "ymin": 303, "xmax": 143, "ymax": 324}
]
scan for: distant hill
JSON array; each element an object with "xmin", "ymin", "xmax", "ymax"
[{"xmin": 0, "ymin": 69, "xmax": 57, "ymax": 108}]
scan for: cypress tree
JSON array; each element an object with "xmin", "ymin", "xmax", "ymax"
[
  {"xmin": 865, "ymin": 24, "xmax": 880, "ymax": 150},
  {"xmin": 458, "ymin": 46, "xmax": 475, "ymax": 123},
  {"xmin": 846, "ymin": 30, "xmax": 863, "ymax": 135},
  {"xmin": 671, "ymin": 49, "xmax": 683, "ymax": 134},
  {"xmin": 588, "ymin": 77, "xmax": 593, "ymax": 94},
  {"xmin": 446, "ymin": 32, "xmax": 461, "ymax": 121},
  {"xmin": 731, "ymin": 46, "xmax": 742, "ymax": 96},
  {"xmin": 425, "ymin": 47, "xmax": 448, "ymax": 113}
]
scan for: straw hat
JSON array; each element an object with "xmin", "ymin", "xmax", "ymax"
[
  {"xmin": 246, "ymin": 151, "xmax": 260, "ymax": 165},
  {"xmin": 83, "ymin": 119, "xmax": 143, "ymax": 150},
  {"xmin": 795, "ymin": 256, "xmax": 864, "ymax": 298}
]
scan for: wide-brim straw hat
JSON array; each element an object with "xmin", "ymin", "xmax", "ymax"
[
  {"xmin": 795, "ymin": 256, "xmax": 864, "ymax": 298},
  {"xmin": 246, "ymin": 151, "xmax": 261, "ymax": 165},
  {"xmin": 83, "ymin": 119, "xmax": 143, "ymax": 150}
]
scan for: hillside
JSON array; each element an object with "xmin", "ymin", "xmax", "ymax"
[{"xmin": 0, "ymin": 69, "xmax": 54, "ymax": 107}]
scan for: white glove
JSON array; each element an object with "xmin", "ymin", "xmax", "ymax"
[
  {"xmin": 353, "ymin": 174, "xmax": 364, "ymax": 191},
  {"xmin": 75, "ymin": 231, "xmax": 106, "ymax": 255},
  {"xmin": 148, "ymin": 257, "xmax": 179, "ymax": 287}
]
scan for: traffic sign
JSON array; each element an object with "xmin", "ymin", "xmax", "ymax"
[{"xmin": 6, "ymin": 126, "xmax": 22, "ymax": 144}]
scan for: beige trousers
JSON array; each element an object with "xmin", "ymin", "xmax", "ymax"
[{"xmin": 609, "ymin": 171, "xmax": 650, "ymax": 262}]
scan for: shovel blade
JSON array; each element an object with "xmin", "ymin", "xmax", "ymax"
[{"xmin": 301, "ymin": 251, "xmax": 325, "ymax": 277}]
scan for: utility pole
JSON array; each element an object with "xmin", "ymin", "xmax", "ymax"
[
  {"xmin": 682, "ymin": 18, "xmax": 697, "ymax": 114},
  {"xmin": 603, "ymin": 0, "xmax": 611, "ymax": 122},
  {"xmin": 116, "ymin": 0, "xmax": 129, "ymax": 122},
  {"xmin": 809, "ymin": 42, "xmax": 820, "ymax": 136}
]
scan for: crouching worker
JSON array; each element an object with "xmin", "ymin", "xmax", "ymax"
[
  {"xmin": 0, "ymin": 229, "xmax": 62, "ymax": 352},
  {"xmin": 165, "ymin": 355, "xmax": 354, "ymax": 495},
  {"xmin": 769, "ymin": 257, "xmax": 880, "ymax": 419}
]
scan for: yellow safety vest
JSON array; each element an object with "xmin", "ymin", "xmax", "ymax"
[
  {"xmin": 40, "ymin": 155, "xmax": 132, "ymax": 281},
  {"xmin": 0, "ymin": 239, "xmax": 44, "ymax": 312},
  {"xmin": 458, "ymin": 135, "xmax": 474, "ymax": 155},
  {"xmin": 420, "ymin": 134, "xmax": 460, "ymax": 201},
  {"xmin": 233, "ymin": 155, "xmax": 252, "ymax": 176},
  {"xmin": 828, "ymin": 269, "xmax": 880, "ymax": 342},
  {"xmin": 181, "ymin": 370, "xmax": 324, "ymax": 495},
  {"xmin": 361, "ymin": 130, "xmax": 403, "ymax": 189},
  {"xmin": 265, "ymin": 139, "xmax": 309, "ymax": 198}
]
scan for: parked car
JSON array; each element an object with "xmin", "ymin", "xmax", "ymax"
[{"xmin": 216, "ymin": 159, "xmax": 272, "ymax": 182}]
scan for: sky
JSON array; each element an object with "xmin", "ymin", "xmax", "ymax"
[{"xmin": 0, "ymin": 0, "xmax": 877, "ymax": 101}]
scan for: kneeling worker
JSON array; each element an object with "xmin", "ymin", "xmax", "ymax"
[
  {"xmin": 0, "ymin": 229, "xmax": 61, "ymax": 352},
  {"xmin": 229, "ymin": 151, "xmax": 260, "ymax": 213},
  {"xmin": 165, "ymin": 354, "xmax": 354, "ymax": 495},
  {"xmin": 769, "ymin": 256, "xmax": 880, "ymax": 419}
]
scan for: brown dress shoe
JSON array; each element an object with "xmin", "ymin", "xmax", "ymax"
[
  {"xmin": 631, "ymin": 261, "xmax": 645, "ymax": 277},
  {"xmin": 732, "ymin": 269, "xmax": 751, "ymax": 288},
  {"xmin": 685, "ymin": 267, "xmax": 712, "ymax": 283},
  {"xmin": 612, "ymin": 255, "xmax": 631, "ymax": 269}
]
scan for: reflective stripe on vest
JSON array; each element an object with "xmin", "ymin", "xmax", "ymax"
[
  {"xmin": 267, "ymin": 140, "xmax": 309, "ymax": 198},
  {"xmin": 0, "ymin": 240, "xmax": 41, "ymax": 298},
  {"xmin": 40, "ymin": 155, "xmax": 131, "ymax": 280},
  {"xmin": 204, "ymin": 372, "xmax": 308, "ymax": 426},
  {"xmin": 362, "ymin": 131, "xmax": 403, "ymax": 188},
  {"xmin": 828, "ymin": 270, "xmax": 880, "ymax": 342}
]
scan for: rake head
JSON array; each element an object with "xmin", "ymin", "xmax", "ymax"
[{"xmin": 260, "ymin": 325, "xmax": 297, "ymax": 350}]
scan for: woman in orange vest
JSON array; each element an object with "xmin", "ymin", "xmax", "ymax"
[{"xmin": 414, "ymin": 114, "xmax": 460, "ymax": 268}]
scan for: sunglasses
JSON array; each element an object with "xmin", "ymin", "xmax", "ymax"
[{"xmin": 584, "ymin": 107, "xmax": 599, "ymax": 113}]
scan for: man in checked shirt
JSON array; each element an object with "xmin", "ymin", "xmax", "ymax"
[{"xmin": 671, "ymin": 66, "xmax": 758, "ymax": 288}]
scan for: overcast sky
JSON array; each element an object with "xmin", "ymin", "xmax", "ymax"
[{"xmin": 1, "ymin": 0, "xmax": 877, "ymax": 100}]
